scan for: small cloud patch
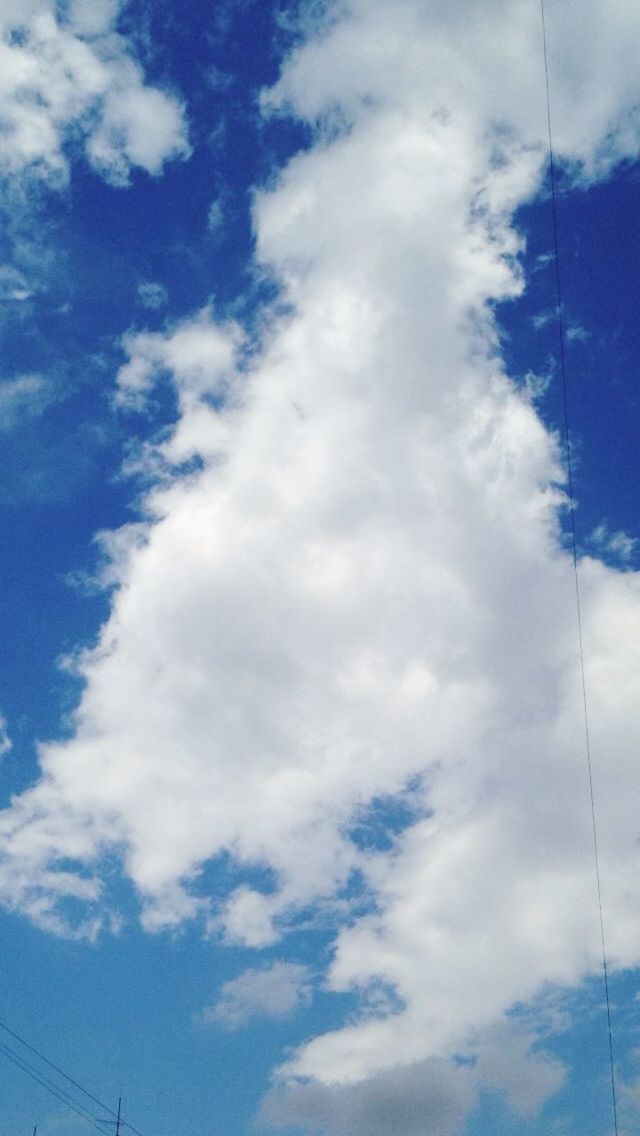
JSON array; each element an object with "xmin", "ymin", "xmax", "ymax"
[
  {"xmin": 589, "ymin": 521, "xmax": 638, "ymax": 566},
  {"xmin": 203, "ymin": 962, "xmax": 312, "ymax": 1029},
  {"xmin": 0, "ymin": 375, "xmax": 54, "ymax": 432},
  {"xmin": 207, "ymin": 196, "xmax": 226, "ymax": 238},
  {"xmin": 137, "ymin": 281, "xmax": 168, "ymax": 310},
  {"xmin": 0, "ymin": 715, "xmax": 11, "ymax": 758}
]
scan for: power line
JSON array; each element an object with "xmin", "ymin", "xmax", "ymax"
[
  {"xmin": 0, "ymin": 1018, "xmax": 146, "ymax": 1136},
  {"xmin": 0, "ymin": 1039, "xmax": 112, "ymax": 1136},
  {"xmin": 538, "ymin": 3, "xmax": 618, "ymax": 1134}
]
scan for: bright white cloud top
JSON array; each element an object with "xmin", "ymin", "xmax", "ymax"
[{"xmin": 0, "ymin": 0, "xmax": 639, "ymax": 1131}]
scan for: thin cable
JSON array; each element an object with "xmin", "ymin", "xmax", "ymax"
[
  {"xmin": 539, "ymin": 3, "xmax": 618, "ymax": 1133},
  {"xmin": 0, "ymin": 1039, "xmax": 99, "ymax": 1126},
  {"xmin": 0, "ymin": 1040, "xmax": 112, "ymax": 1135},
  {"xmin": 0, "ymin": 1018, "xmax": 146, "ymax": 1136}
]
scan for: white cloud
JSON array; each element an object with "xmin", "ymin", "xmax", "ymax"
[
  {"xmin": 216, "ymin": 887, "xmax": 280, "ymax": 949},
  {"xmin": 265, "ymin": 0, "xmax": 640, "ymax": 178},
  {"xmin": 137, "ymin": 281, "xmax": 168, "ymax": 311},
  {"xmin": 533, "ymin": 311, "xmax": 590, "ymax": 342},
  {"xmin": 0, "ymin": 374, "xmax": 54, "ymax": 431},
  {"xmin": 589, "ymin": 522, "xmax": 638, "ymax": 565},
  {"xmin": 0, "ymin": 0, "xmax": 639, "ymax": 1127},
  {"xmin": 565, "ymin": 323, "xmax": 591, "ymax": 343},
  {"xmin": 0, "ymin": 0, "xmax": 189, "ymax": 184},
  {"xmin": 207, "ymin": 196, "xmax": 226, "ymax": 238},
  {"xmin": 65, "ymin": 0, "xmax": 120, "ymax": 38},
  {"xmin": 532, "ymin": 309, "xmax": 554, "ymax": 330},
  {"xmin": 0, "ymin": 264, "xmax": 33, "ymax": 302},
  {"xmin": 204, "ymin": 961, "xmax": 312, "ymax": 1028},
  {"xmin": 116, "ymin": 311, "xmax": 238, "ymax": 418},
  {"xmin": 86, "ymin": 79, "xmax": 188, "ymax": 186},
  {"xmin": 0, "ymin": 715, "xmax": 11, "ymax": 758}
]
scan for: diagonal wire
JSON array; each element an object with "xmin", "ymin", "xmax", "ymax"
[
  {"xmin": 0, "ymin": 1018, "xmax": 146, "ymax": 1136},
  {"xmin": 0, "ymin": 1039, "xmax": 113, "ymax": 1135},
  {"xmin": 539, "ymin": 2, "xmax": 618, "ymax": 1134}
]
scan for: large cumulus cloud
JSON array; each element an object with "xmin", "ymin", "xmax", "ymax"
[{"xmin": 1, "ymin": 0, "xmax": 639, "ymax": 1129}]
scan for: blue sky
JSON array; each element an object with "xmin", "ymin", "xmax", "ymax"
[{"xmin": 0, "ymin": 2, "xmax": 639, "ymax": 1134}]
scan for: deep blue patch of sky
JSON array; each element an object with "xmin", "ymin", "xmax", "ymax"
[{"xmin": 500, "ymin": 165, "xmax": 640, "ymax": 564}]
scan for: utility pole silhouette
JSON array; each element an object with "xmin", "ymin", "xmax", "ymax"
[{"xmin": 98, "ymin": 1096, "xmax": 123, "ymax": 1136}]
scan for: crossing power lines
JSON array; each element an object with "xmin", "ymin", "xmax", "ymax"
[{"xmin": 0, "ymin": 1018, "xmax": 145, "ymax": 1136}]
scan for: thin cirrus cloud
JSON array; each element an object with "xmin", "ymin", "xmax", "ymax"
[
  {"xmin": 0, "ymin": 0, "xmax": 638, "ymax": 1132},
  {"xmin": 0, "ymin": 374, "xmax": 55, "ymax": 432}
]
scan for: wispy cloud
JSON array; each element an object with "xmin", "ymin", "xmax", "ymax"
[
  {"xmin": 137, "ymin": 281, "xmax": 169, "ymax": 311},
  {"xmin": 532, "ymin": 308, "xmax": 590, "ymax": 342},
  {"xmin": 589, "ymin": 521, "xmax": 638, "ymax": 565},
  {"xmin": 0, "ymin": 264, "xmax": 33, "ymax": 302},
  {"xmin": 207, "ymin": 195, "xmax": 226, "ymax": 238},
  {"xmin": 0, "ymin": 715, "xmax": 11, "ymax": 758},
  {"xmin": 0, "ymin": 374, "xmax": 55, "ymax": 432},
  {"xmin": 565, "ymin": 323, "xmax": 591, "ymax": 343}
]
